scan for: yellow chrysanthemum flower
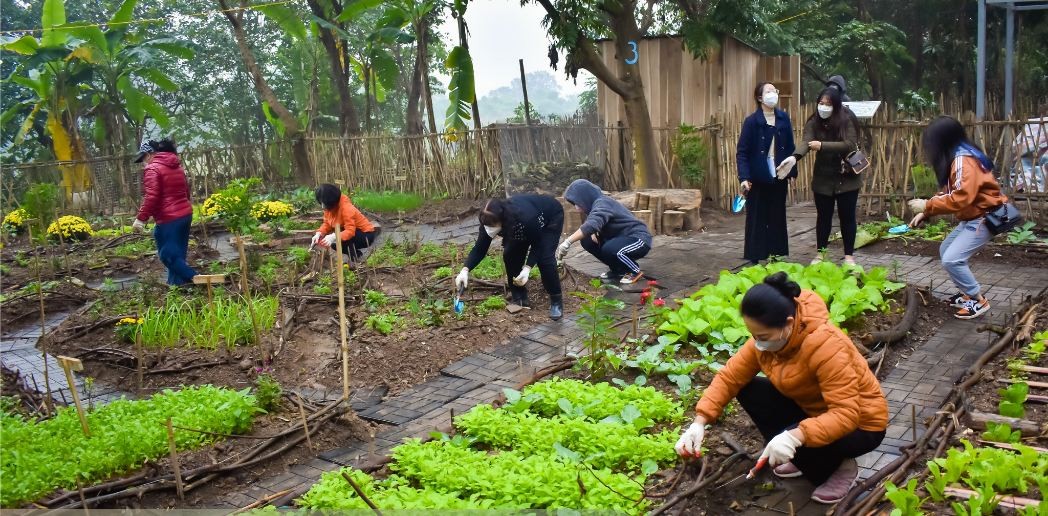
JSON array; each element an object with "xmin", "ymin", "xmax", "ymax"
[
  {"xmin": 251, "ymin": 200, "xmax": 294, "ymax": 220},
  {"xmin": 2, "ymin": 208, "xmax": 29, "ymax": 233},
  {"xmin": 46, "ymin": 215, "xmax": 93, "ymax": 241}
]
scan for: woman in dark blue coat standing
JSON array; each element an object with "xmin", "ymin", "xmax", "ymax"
[{"xmin": 737, "ymin": 82, "xmax": 797, "ymax": 263}]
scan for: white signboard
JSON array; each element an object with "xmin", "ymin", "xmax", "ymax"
[{"xmin": 843, "ymin": 101, "xmax": 882, "ymax": 119}]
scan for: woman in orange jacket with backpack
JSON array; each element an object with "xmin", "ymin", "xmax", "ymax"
[
  {"xmin": 310, "ymin": 184, "xmax": 377, "ymax": 263},
  {"xmin": 907, "ymin": 116, "xmax": 1009, "ymax": 320},
  {"xmin": 675, "ymin": 273, "xmax": 888, "ymax": 504}
]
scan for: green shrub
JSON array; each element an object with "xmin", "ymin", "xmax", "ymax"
[
  {"xmin": 352, "ymin": 191, "xmax": 424, "ymax": 213},
  {"xmin": 671, "ymin": 124, "xmax": 710, "ymax": 186},
  {"xmin": 253, "ymin": 374, "xmax": 282, "ymax": 412}
]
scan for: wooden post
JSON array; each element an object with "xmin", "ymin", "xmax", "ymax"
[
  {"xmin": 165, "ymin": 417, "xmax": 185, "ymax": 500},
  {"xmin": 56, "ymin": 356, "xmax": 90, "ymax": 436},
  {"xmin": 27, "ymin": 223, "xmax": 53, "ymax": 416},
  {"xmin": 296, "ymin": 394, "xmax": 315, "ymax": 451},
  {"xmin": 518, "ymin": 59, "xmax": 539, "ymax": 161},
  {"xmin": 662, "ymin": 210, "xmax": 685, "ymax": 233},
  {"xmin": 653, "ymin": 195, "xmax": 665, "ymax": 235},
  {"xmin": 334, "ymin": 223, "xmax": 351, "ymax": 399},
  {"xmin": 235, "ymin": 237, "xmax": 263, "ymax": 354},
  {"xmin": 135, "ymin": 313, "xmax": 144, "ymax": 394}
]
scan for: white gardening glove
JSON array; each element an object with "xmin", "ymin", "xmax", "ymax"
[
  {"xmin": 513, "ymin": 266, "xmax": 531, "ymax": 286},
  {"xmin": 759, "ymin": 430, "xmax": 803, "ymax": 467},
  {"xmin": 322, "ymin": 233, "xmax": 337, "ymax": 247},
  {"xmin": 740, "ymin": 181, "xmax": 752, "ymax": 194},
  {"xmin": 556, "ymin": 240, "xmax": 573, "ymax": 261},
  {"xmin": 310, "ymin": 232, "xmax": 322, "ymax": 247},
  {"xmin": 907, "ymin": 198, "xmax": 928, "ymax": 214},
  {"xmin": 674, "ymin": 422, "xmax": 705, "ymax": 458},
  {"xmin": 454, "ymin": 267, "xmax": 469, "ymax": 290},
  {"xmin": 132, "ymin": 219, "xmax": 146, "ymax": 233},
  {"xmin": 775, "ymin": 156, "xmax": 797, "ymax": 180},
  {"xmin": 909, "ymin": 212, "xmax": 926, "ymax": 228}
]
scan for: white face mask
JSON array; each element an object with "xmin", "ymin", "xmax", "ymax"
[
  {"xmin": 762, "ymin": 91, "xmax": 779, "ymax": 109},
  {"xmin": 754, "ymin": 326, "xmax": 791, "ymax": 352},
  {"xmin": 818, "ymin": 105, "xmax": 833, "ymax": 119},
  {"xmin": 483, "ymin": 225, "xmax": 501, "ymax": 238}
]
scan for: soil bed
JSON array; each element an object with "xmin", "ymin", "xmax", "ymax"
[{"xmin": 866, "ymin": 237, "xmax": 1047, "ymax": 268}]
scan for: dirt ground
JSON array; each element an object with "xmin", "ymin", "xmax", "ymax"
[{"xmin": 867, "ymin": 237, "xmax": 1048, "ymax": 268}]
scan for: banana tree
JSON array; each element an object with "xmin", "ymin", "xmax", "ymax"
[{"xmin": 2, "ymin": 0, "xmax": 95, "ymax": 198}]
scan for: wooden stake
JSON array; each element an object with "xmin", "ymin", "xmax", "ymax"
[
  {"xmin": 27, "ymin": 223, "xmax": 53, "ymax": 416},
  {"xmin": 135, "ymin": 323, "xmax": 144, "ymax": 395},
  {"xmin": 334, "ymin": 223, "xmax": 351, "ymax": 399},
  {"xmin": 57, "ymin": 356, "xmax": 90, "ymax": 436},
  {"xmin": 911, "ymin": 404, "xmax": 917, "ymax": 441},
  {"xmin": 235, "ymin": 237, "xmax": 263, "ymax": 354},
  {"xmin": 75, "ymin": 478, "xmax": 90, "ymax": 515},
  {"xmin": 341, "ymin": 471, "xmax": 382, "ymax": 515},
  {"xmin": 296, "ymin": 394, "xmax": 315, "ymax": 451},
  {"xmin": 166, "ymin": 417, "xmax": 185, "ymax": 500}
]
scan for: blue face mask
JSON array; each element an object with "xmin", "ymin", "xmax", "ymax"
[{"xmin": 754, "ymin": 326, "xmax": 791, "ymax": 352}]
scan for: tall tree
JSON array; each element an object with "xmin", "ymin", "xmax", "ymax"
[
  {"xmin": 217, "ymin": 0, "xmax": 313, "ymax": 183},
  {"xmin": 531, "ymin": 0, "xmax": 664, "ymax": 187},
  {"xmin": 306, "ymin": 0, "xmax": 362, "ymax": 136}
]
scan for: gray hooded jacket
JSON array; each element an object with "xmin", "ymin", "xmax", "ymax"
[
  {"xmin": 563, "ymin": 179, "xmax": 652, "ymax": 245},
  {"xmin": 826, "ymin": 75, "xmax": 851, "ymax": 102}
]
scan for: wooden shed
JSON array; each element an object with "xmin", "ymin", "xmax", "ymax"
[{"xmin": 596, "ymin": 36, "xmax": 802, "ymax": 129}]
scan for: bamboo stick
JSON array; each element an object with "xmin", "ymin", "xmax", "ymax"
[{"xmin": 333, "ymin": 223, "xmax": 351, "ymax": 400}]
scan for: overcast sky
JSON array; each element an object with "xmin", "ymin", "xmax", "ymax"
[{"xmin": 435, "ymin": 0, "xmax": 593, "ymax": 97}]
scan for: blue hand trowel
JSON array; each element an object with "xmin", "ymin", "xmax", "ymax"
[
  {"xmin": 731, "ymin": 194, "xmax": 747, "ymax": 213},
  {"xmin": 888, "ymin": 224, "xmax": 911, "ymax": 235},
  {"xmin": 453, "ymin": 286, "xmax": 466, "ymax": 314}
]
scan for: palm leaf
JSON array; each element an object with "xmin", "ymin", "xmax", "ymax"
[
  {"xmin": 133, "ymin": 67, "xmax": 178, "ymax": 92},
  {"xmin": 444, "ymin": 45, "xmax": 474, "ymax": 132},
  {"xmin": 335, "ymin": 0, "xmax": 384, "ymax": 23},
  {"xmin": 41, "ymin": 0, "xmax": 69, "ymax": 47},
  {"xmin": 67, "ymin": 26, "xmax": 107, "ymax": 53},
  {"xmin": 117, "ymin": 75, "xmax": 144, "ymax": 123},
  {"xmin": 15, "ymin": 102, "xmax": 44, "ymax": 144},
  {"xmin": 261, "ymin": 101, "xmax": 286, "ymax": 136},
  {"xmin": 109, "ymin": 0, "xmax": 138, "ymax": 25},
  {"xmin": 140, "ymin": 92, "xmax": 170, "ymax": 128},
  {"xmin": 257, "ymin": 4, "xmax": 307, "ymax": 41},
  {"xmin": 137, "ymin": 38, "xmax": 194, "ymax": 59},
  {"xmin": 1, "ymin": 35, "xmax": 41, "ymax": 55}
]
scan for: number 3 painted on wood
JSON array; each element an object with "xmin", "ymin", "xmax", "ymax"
[{"xmin": 625, "ymin": 41, "xmax": 638, "ymax": 65}]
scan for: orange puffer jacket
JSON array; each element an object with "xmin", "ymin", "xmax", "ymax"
[
  {"xmin": 924, "ymin": 155, "xmax": 1008, "ymax": 222},
  {"xmin": 318, "ymin": 194, "xmax": 375, "ymax": 241},
  {"xmin": 694, "ymin": 290, "xmax": 888, "ymax": 447}
]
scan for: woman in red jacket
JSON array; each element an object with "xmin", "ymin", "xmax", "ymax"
[{"xmin": 132, "ymin": 139, "xmax": 198, "ymax": 285}]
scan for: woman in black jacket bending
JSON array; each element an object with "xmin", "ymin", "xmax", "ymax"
[
  {"xmin": 792, "ymin": 87, "xmax": 861, "ymax": 266},
  {"xmin": 455, "ymin": 195, "xmax": 565, "ymax": 320}
]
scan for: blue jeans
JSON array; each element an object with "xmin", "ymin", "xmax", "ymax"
[
  {"xmin": 939, "ymin": 217, "xmax": 993, "ymax": 297},
  {"xmin": 154, "ymin": 215, "xmax": 198, "ymax": 285}
]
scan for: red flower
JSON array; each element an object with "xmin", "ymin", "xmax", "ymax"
[
  {"xmin": 647, "ymin": 280, "xmax": 659, "ymax": 287},
  {"xmin": 639, "ymin": 291, "xmax": 651, "ymax": 305},
  {"xmin": 653, "ymin": 298, "xmax": 666, "ymax": 307}
]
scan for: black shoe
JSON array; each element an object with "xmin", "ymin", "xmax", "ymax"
[
  {"xmin": 511, "ymin": 291, "xmax": 530, "ymax": 307},
  {"xmin": 549, "ymin": 301, "xmax": 563, "ymax": 321}
]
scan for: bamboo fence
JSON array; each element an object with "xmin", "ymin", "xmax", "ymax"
[{"xmin": 3, "ymin": 108, "xmax": 1045, "ymax": 224}]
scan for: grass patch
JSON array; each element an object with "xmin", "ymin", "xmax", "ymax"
[
  {"xmin": 137, "ymin": 291, "xmax": 278, "ymax": 349},
  {"xmin": 352, "ymin": 191, "xmax": 425, "ymax": 213}
]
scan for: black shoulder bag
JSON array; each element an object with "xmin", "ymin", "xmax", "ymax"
[{"xmin": 984, "ymin": 203, "xmax": 1024, "ymax": 235}]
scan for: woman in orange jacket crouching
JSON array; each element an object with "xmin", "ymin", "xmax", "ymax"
[
  {"xmin": 675, "ymin": 272, "xmax": 887, "ymax": 504},
  {"xmin": 310, "ymin": 184, "xmax": 377, "ymax": 263}
]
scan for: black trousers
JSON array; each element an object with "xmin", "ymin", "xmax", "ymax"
[
  {"xmin": 579, "ymin": 235, "xmax": 651, "ymax": 275},
  {"xmin": 736, "ymin": 376, "xmax": 884, "ymax": 485},
  {"xmin": 331, "ymin": 230, "xmax": 377, "ymax": 259},
  {"xmin": 814, "ymin": 190, "xmax": 860, "ymax": 256},
  {"xmin": 744, "ymin": 181, "xmax": 789, "ymax": 263},
  {"xmin": 503, "ymin": 219, "xmax": 563, "ymax": 302}
]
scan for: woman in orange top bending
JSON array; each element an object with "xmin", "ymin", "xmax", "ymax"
[
  {"xmin": 310, "ymin": 184, "xmax": 377, "ymax": 263},
  {"xmin": 675, "ymin": 272, "xmax": 888, "ymax": 504}
]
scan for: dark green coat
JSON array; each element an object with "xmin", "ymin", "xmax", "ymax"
[{"xmin": 794, "ymin": 112, "xmax": 861, "ymax": 196}]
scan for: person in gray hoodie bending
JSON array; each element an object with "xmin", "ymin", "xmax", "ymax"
[{"xmin": 557, "ymin": 179, "xmax": 653, "ymax": 284}]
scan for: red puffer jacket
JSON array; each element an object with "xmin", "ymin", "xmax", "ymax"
[{"xmin": 136, "ymin": 152, "xmax": 192, "ymax": 224}]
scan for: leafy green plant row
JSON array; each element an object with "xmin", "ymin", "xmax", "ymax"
[
  {"xmin": 297, "ymin": 379, "xmax": 683, "ymax": 513},
  {"xmin": 299, "ymin": 439, "xmax": 648, "ymax": 513},
  {"xmin": 659, "ymin": 261, "xmax": 904, "ymax": 354},
  {"xmin": 0, "ymin": 385, "xmax": 258, "ymax": 507},
  {"xmin": 455, "ymin": 404, "xmax": 677, "ymax": 471},
  {"xmin": 507, "ymin": 377, "xmax": 683, "ymax": 423},
  {"xmin": 885, "ymin": 440, "xmax": 1048, "ymax": 516}
]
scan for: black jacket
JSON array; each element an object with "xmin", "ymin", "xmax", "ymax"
[
  {"xmin": 795, "ymin": 111, "xmax": 861, "ymax": 196},
  {"xmin": 464, "ymin": 195, "xmax": 564, "ymax": 269}
]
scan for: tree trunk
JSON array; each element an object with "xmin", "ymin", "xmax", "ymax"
[
  {"xmin": 404, "ymin": 20, "xmax": 425, "ymax": 135},
  {"xmin": 420, "ymin": 23, "xmax": 438, "ymax": 134},
  {"xmin": 219, "ymin": 0, "xmax": 311, "ymax": 183},
  {"xmin": 306, "ymin": 0, "xmax": 361, "ymax": 136},
  {"xmin": 533, "ymin": 0, "xmax": 663, "ymax": 188}
]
